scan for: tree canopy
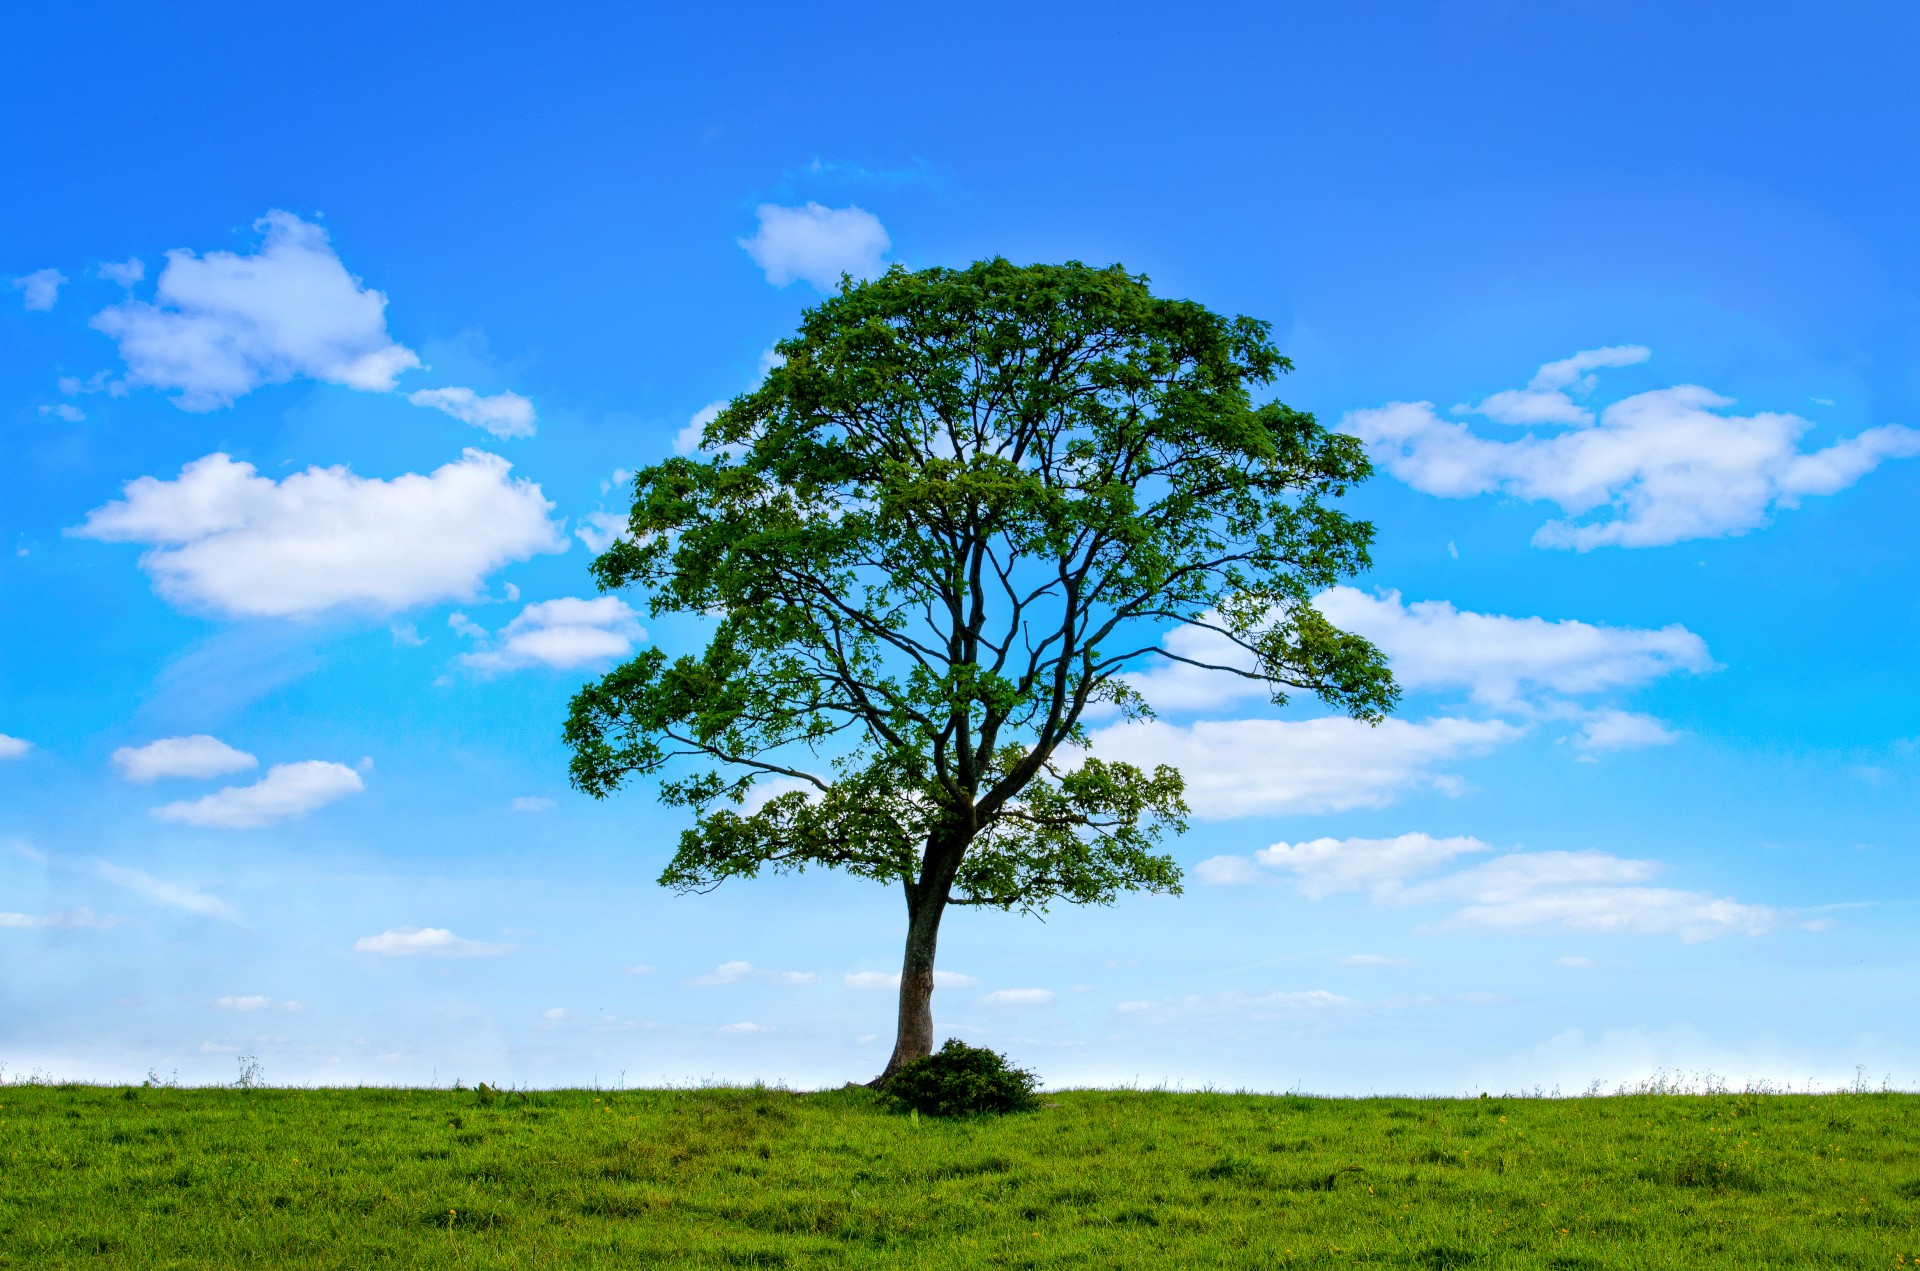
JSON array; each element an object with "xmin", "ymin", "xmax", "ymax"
[{"xmin": 565, "ymin": 258, "xmax": 1397, "ymax": 1075}]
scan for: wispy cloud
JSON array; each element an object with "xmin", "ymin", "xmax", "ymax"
[
  {"xmin": 686, "ymin": 960, "xmax": 817, "ymax": 987},
  {"xmin": 352, "ymin": 926, "xmax": 514, "ymax": 957},
  {"xmin": 94, "ymin": 862, "xmax": 240, "ymax": 921},
  {"xmin": 0, "ymin": 907, "xmax": 121, "ymax": 930},
  {"xmin": 1201, "ymin": 833, "xmax": 1782, "ymax": 942}
]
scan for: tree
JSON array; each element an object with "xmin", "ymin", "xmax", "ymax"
[{"xmin": 565, "ymin": 260, "xmax": 1397, "ymax": 1082}]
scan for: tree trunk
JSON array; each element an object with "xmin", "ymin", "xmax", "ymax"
[{"xmin": 871, "ymin": 879, "xmax": 951, "ymax": 1085}]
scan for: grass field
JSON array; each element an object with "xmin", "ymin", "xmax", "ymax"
[{"xmin": 3, "ymin": 1081, "xmax": 1917, "ymax": 1268}]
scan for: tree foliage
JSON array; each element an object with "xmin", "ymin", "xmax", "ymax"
[{"xmin": 566, "ymin": 258, "xmax": 1395, "ymax": 921}]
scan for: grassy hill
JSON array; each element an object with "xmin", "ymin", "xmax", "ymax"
[{"xmin": 3, "ymin": 1082, "xmax": 1916, "ymax": 1267}]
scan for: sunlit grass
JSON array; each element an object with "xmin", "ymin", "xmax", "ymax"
[{"xmin": 3, "ymin": 1082, "xmax": 1917, "ymax": 1267}]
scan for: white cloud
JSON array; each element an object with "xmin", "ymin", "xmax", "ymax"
[
  {"xmin": 1256, "ymin": 832, "xmax": 1493, "ymax": 899},
  {"xmin": 542, "ymin": 1007, "xmax": 570, "ymax": 1021},
  {"xmin": 0, "ymin": 908, "xmax": 120, "ymax": 930},
  {"xmin": 1207, "ymin": 833, "xmax": 1780, "ymax": 942},
  {"xmin": 510, "ymin": 796, "xmax": 554, "ymax": 812},
  {"xmin": 1558, "ymin": 956, "xmax": 1597, "ymax": 968},
  {"xmin": 1119, "ymin": 590, "xmax": 1709, "ymax": 716},
  {"xmin": 1117, "ymin": 989, "xmax": 1352, "ymax": 1019},
  {"xmin": 91, "ymin": 211, "xmax": 419, "ymax": 410},
  {"xmin": 13, "ymin": 268, "xmax": 66, "ymax": 311},
  {"xmin": 0, "ymin": 734, "xmax": 29, "ymax": 761},
  {"xmin": 112, "ymin": 735, "xmax": 258, "ymax": 783},
  {"xmin": 574, "ymin": 511, "xmax": 629, "ymax": 555},
  {"xmin": 408, "ymin": 387, "xmax": 537, "ymax": 439},
  {"xmin": 1192, "ymin": 855, "xmax": 1265, "ymax": 885},
  {"xmin": 1345, "ymin": 351, "xmax": 1920, "ymax": 549},
  {"xmin": 686, "ymin": 960, "xmax": 816, "ymax": 987},
  {"xmin": 215, "ymin": 995, "xmax": 272, "ymax": 1011},
  {"xmin": 39, "ymin": 403, "xmax": 85, "ymax": 423},
  {"xmin": 1462, "ymin": 345, "xmax": 1650, "ymax": 425},
  {"xmin": 1314, "ymin": 587, "xmax": 1713, "ymax": 709},
  {"xmin": 353, "ymin": 926, "xmax": 514, "ymax": 957},
  {"xmin": 674, "ymin": 401, "xmax": 726, "ymax": 456},
  {"xmin": 71, "ymin": 449, "xmax": 565, "ymax": 617},
  {"xmin": 623, "ymin": 964, "xmax": 654, "ymax": 975},
  {"xmin": 1573, "ymin": 708, "xmax": 1681, "ymax": 753},
  {"xmin": 94, "ymin": 862, "xmax": 239, "ymax": 921},
  {"xmin": 718, "ymin": 1021, "xmax": 765, "ymax": 1033},
  {"xmin": 843, "ymin": 970, "xmax": 982, "ymax": 990},
  {"xmin": 1088, "ymin": 716, "xmax": 1521, "ymax": 819},
  {"xmin": 457, "ymin": 596, "xmax": 644, "ymax": 673},
  {"xmin": 58, "ymin": 371, "xmax": 128, "ymax": 397},
  {"xmin": 97, "ymin": 258, "xmax": 144, "ymax": 287},
  {"xmin": 977, "ymin": 988, "xmax": 1055, "ymax": 1006},
  {"xmin": 1574, "ymin": 706, "xmax": 1681, "ymax": 756},
  {"xmin": 738, "ymin": 203, "xmax": 889, "ymax": 290},
  {"xmin": 150, "ymin": 760, "xmax": 363, "ymax": 829}
]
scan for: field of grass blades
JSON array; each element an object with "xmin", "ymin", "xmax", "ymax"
[{"xmin": 3, "ymin": 1083, "xmax": 1918, "ymax": 1267}]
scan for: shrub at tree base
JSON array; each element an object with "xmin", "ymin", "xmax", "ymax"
[{"xmin": 883, "ymin": 1040, "xmax": 1038, "ymax": 1117}]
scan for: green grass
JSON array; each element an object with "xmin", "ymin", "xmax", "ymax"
[{"xmin": 4, "ymin": 1083, "xmax": 1919, "ymax": 1267}]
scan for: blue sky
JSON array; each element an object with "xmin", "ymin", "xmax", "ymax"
[{"xmin": 3, "ymin": 1, "xmax": 1918, "ymax": 1093}]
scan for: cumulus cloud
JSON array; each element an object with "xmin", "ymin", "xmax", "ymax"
[
  {"xmin": 12, "ymin": 268, "xmax": 66, "ymax": 311},
  {"xmin": 40, "ymin": 404, "xmax": 85, "ymax": 423},
  {"xmin": 738, "ymin": 203, "xmax": 889, "ymax": 290},
  {"xmin": 1345, "ymin": 349, "xmax": 1920, "ymax": 548},
  {"xmin": 94, "ymin": 862, "xmax": 239, "ymax": 921},
  {"xmin": 456, "ymin": 596, "xmax": 645, "ymax": 673},
  {"xmin": 1314, "ymin": 588, "xmax": 1714, "ymax": 709},
  {"xmin": 1203, "ymin": 833, "xmax": 1779, "ymax": 942},
  {"xmin": 71, "ymin": 449, "xmax": 565, "ymax": 617},
  {"xmin": 150, "ymin": 760, "xmax": 363, "ymax": 829},
  {"xmin": 977, "ymin": 988, "xmax": 1055, "ymax": 1006},
  {"xmin": 0, "ymin": 907, "xmax": 120, "ymax": 930},
  {"xmin": 112, "ymin": 735, "xmax": 258, "ymax": 783},
  {"xmin": 90, "ymin": 211, "xmax": 420, "ymax": 410},
  {"xmin": 353, "ymin": 926, "xmax": 513, "ymax": 957},
  {"xmin": 1088, "ymin": 716, "xmax": 1520, "ymax": 818},
  {"xmin": 408, "ymin": 387, "xmax": 537, "ymax": 439},
  {"xmin": 843, "ymin": 970, "xmax": 982, "ymax": 990},
  {"xmin": 686, "ymin": 960, "xmax": 817, "ymax": 986},
  {"xmin": 214, "ymin": 995, "xmax": 272, "ymax": 1011},
  {"xmin": 0, "ymin": 734, "xmax": 29, "ymax": 761}
]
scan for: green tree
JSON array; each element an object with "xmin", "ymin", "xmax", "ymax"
[{"xmin": 566, "ymin": 260, "xmax": 1397, "ymax": 1081}]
